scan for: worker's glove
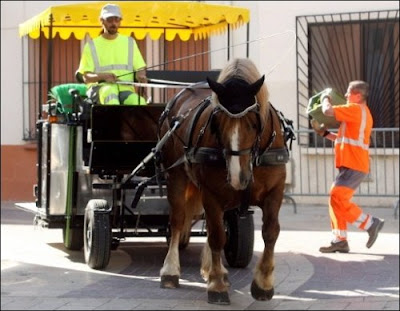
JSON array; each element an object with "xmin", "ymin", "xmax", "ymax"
[{"xmin": 310, "ymin": 119, "xmax": 327, "ymax": 137}]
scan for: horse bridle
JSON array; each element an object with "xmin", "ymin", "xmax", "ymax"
[
  {"xmin": 212, "ymin": 101, "xmax": 264, "ymax": 219},
  {"xmin": 165, "ymin": 95, "xmax": 266, "ymax": 166},
  {"xmin": 212, "ymin": 102, "xmax": 263, "ymax": 159}
]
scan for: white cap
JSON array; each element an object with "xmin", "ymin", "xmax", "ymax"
[{"xmin": 100, "ymin": 4, "xmax": 122, "ymax": 19}]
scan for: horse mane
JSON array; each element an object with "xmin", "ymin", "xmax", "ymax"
[{"xmin": 214, "ymin": 58, "xmax": 270, "ymax": 123}]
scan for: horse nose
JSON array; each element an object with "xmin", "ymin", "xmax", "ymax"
[
  {"xmin": 229, "ymin": 167, "xmax": 252, "ymax": 190},
  {"xmin": 227, "ymin": 153, "xmax": 253, "ymax": 190},
  {"xmin": 240, "ymin": 170, "xmax": 252, "ymax": 188}
]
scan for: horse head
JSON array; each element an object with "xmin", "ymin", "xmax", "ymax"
[{"xmin": 207, "ymin": 75, "xmax": 265, "ymax": 190}]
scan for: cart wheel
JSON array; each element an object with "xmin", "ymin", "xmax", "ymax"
[
  {"xmin": 111, "ymin": 238, "xmax": 120, "ymax": 250},
  {"xmin": 84, "ymin": 199, "xmax": 111, "ymax": 269},
  {"xmin": 166, "ymin": 225, "xmax": 190, "ymax": 250},
  {"xmin": 63, "ymin": 226, "xmax": 84, "ymax": 251},
  {"xmin": 224, "ymin": 209, "xmax": 254, "ymax": 268}
]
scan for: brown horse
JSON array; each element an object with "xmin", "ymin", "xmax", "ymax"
[{"xmin": 158, "ymin": 58, "xmax": 289, "ymax": 304}]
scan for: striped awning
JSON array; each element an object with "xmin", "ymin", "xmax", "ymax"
[{"xmin": 19, "ymin": 1, "xmax": 250, "ymax": 41}]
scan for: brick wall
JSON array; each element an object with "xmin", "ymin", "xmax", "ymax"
[{"xmin": 1, "ymin": 144, "xmax": 37, "ymax": 201}]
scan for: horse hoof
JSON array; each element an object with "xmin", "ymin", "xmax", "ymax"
[
  {"xmin": 250, "ymin": 280, "xmax": 274, "ymax": 300},
  {"xmin": 223, "ymin": 274, "xmax": 231, "ymax": 287},
  {"xmin": 208, "ymin": 291, "xmax": 230, "ymax": 305},
  {"xmin": 160, "ymin": 275, "xmax": 180, "ymax": 288}
]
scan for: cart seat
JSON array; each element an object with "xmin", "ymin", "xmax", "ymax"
[{"xmin": 89, "ymin": 104, "xmax": 166, "ymax": 176}]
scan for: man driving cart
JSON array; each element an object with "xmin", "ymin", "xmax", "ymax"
[{"xmin": 77, "ymin": 3, "xmax": 148, "ymax": 105}]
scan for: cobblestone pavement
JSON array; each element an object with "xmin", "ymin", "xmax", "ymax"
[{"xmin": 1, "ymin": 200, "xmax": 399, "ymax": 310}]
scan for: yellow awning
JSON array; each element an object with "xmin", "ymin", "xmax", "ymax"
[{"xmin": 19, "ymin": 1, "xmax": 249, "ymax": 41}]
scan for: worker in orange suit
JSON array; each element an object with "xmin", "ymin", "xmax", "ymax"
[{"xmin": 311, "ymin": 80, "xmax": 384, "ymax": 253}]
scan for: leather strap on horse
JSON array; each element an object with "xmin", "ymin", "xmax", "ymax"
[
  {"xmin": 157, "ymin": 88, "xmax": 186, "ymax": 139},
  {"xmin": 184, "ymin": 96, "xmax": 219, "ymax": 165},
  {"xmin": 185, "ymin": 146, "xmax": 224, "ymax": 164},
  {"xmin": 239, "ymin": 182, "xmax": 252, "ymax": 218},
  {"xmin": 186, "ymin": 96, "xmax": 213, "ymax": 151},
  {"xmin": 255, "ymin": 103, "xmax": 296, "ymax": 166},
  {"xmin": 273, "ymin": 105, "xmax": 296, "ymax": 150},
  {"xmin": 256, "ymin": 147, "xmax": 289, "ymax": 166},
  {"xmin": 158, "ymin": 82, "xmax": 211, "ymax": 140}
]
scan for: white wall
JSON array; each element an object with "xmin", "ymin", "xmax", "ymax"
[
  {"xmin": 1, "ymin": 1, "xmax": 77, "ymax": 145},
  {"xmin": 1, "ymin": 1, "xmax": 399, "ymax": 145}
]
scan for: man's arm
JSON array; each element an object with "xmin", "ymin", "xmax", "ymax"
[
  {"xmin": 323, "ymin": 131, "xmax": 337, "ymax": 141},
  {"xmin": 135, "ymin": 68, "xmax": 147, "ymax": 83},
  {"xmin": 82, "ymin": 72, "xmax": 117, "ymax": 83},
  {"xmin": 132, "ymin": 39, "xmax": 147, "ymax": 83},
  {"xmin": 319, "ymin": 94, "xmax": 339, "ymax": 140},
  {"xmin": 310, "ymin": 118, "xmax": 337, "ymax": 141},
  {"xmin": 321, "ymin": 96, "xmax": 335, "ymax": 117}
]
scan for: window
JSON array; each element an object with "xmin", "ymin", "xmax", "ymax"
[
  {"xmin": 22, "ymin": 34, "xmax": 81, "ymax": 140},
  {"xmin": 296, "ymin": 10, "xmax": 399, "ymax": 147}
]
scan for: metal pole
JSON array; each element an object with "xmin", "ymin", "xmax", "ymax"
[
  {"xmin": 47, "ymin": 14, "xmax": 53, "ymax": 99},
  {"xmin": 227, "ymin": 25, "xmax": 231, "ymax": 61},
  {"xmin": 246, "ymin": 23, "xmax": 250, "ymax": 57},
  {"xmin": 36, "ymin": 25, "xmax": 43, "ymax": 209},
  {"xmin": 38, "ymin": 25, "xmax": 43, "ymax": 119}
]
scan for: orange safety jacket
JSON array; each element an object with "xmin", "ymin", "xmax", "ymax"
[{"xmin": 332, "ymin": 102, "xmax": 373, "ymax": 174}]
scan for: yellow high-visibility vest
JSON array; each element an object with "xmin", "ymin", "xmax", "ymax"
[{"xmin": 78, "ymin": 34, "xmax": 146, "ymax": 83}]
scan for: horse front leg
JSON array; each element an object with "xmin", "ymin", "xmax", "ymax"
[
  {"xmin": 251, "ymin": 193, "xmax": 282, "ymax": 300},
  {"xmin": 160, "ymin": 225, "xmax": 181, "ymax": 288},
  {"xmin": 160, "ymin": 177, "xmax": 202, "ymax": 288},
  {"xmin": 160, "ymin": 175, "xmax": 188, "ymax": 288},
  {"xmin": 160, "ymin": 214, "xmax": 183, "ymax": 288},
  {"xmin": 201, "ymin": 204, "xmax": 230, "ymax": 305},
  {"xmin": 201, "ymin": 241, "xmax": 230, "ymax": 289}
]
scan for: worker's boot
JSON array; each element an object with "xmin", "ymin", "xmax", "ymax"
[
  {"xmin": 366, "ymin": 217, "xmax": 384, "ymax": 248},
  {"xmin": 319, "ymin": 240, "xmax": 350, "ymax": 253}
]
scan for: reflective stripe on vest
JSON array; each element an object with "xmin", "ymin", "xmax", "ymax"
[
  {"xmin": 336, "ymin": 104, "xmax": 369, "ymax": 150},
  {"xmin": 88, "ymin": 37, "xmax": 134, "ymax": 72},
  {"xmin": 104, "ymin": 93, "xmax": 119, "ymax": 104}
]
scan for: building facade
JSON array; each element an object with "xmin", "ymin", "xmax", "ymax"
[{"xmin": 1, "ymin": 1, "xmax": 399, "ymax": 205}]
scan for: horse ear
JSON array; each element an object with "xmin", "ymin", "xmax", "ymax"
[
  {"xmin": 249, "ymin": 75, "xmax": 265, "ymax": 96},
  {"xmin": 207, "ymin": 77, "xmax": 225, "ymax": 96}
]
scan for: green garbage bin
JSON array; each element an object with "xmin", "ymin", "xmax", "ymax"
[
  {"xmin": 306, "ymin": 88, "xmax": 345, "ymax": 129},
  {"xmin": 50, "ymin": 83, "xmax": 88, "ymax": 115}
]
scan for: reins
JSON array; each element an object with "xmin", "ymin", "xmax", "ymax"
[
  {"xmin": 116, "ymin": 30, "xmax": 296, "ymax": 80},
  {"xmin": 126, "ymin": 79, "xmax": 295, "ymax": 207}
]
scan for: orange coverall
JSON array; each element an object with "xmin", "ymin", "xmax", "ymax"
[{"xmin": 329, "ymin": 102, "xmax": 373, "ymax": 240}]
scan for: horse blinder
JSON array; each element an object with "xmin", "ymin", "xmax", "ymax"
[
  {"xmin": 202, "ymin": 75, "xmax": 265, "ymax": 160},
  {"xmin": 207, "ymin": 76, "xmax": 265, "ymax": 115}
]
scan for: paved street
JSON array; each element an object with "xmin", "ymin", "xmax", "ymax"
[{"xmin": 1, "ymin": 200, "xmax": 399, "ymax": 310}]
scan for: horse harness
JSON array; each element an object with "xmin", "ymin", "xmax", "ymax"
[
  {"xmin": 177, "ymin": 96, "xmax": 294, "ymax": 167},
  {"xmin": 158, "ymin": 89, "xmax": 296, "ymax": 217}
]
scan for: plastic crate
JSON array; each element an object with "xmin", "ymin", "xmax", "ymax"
[{"xmin": 306, "ymin": 88, "xmax": 345, "ymax": 129}]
